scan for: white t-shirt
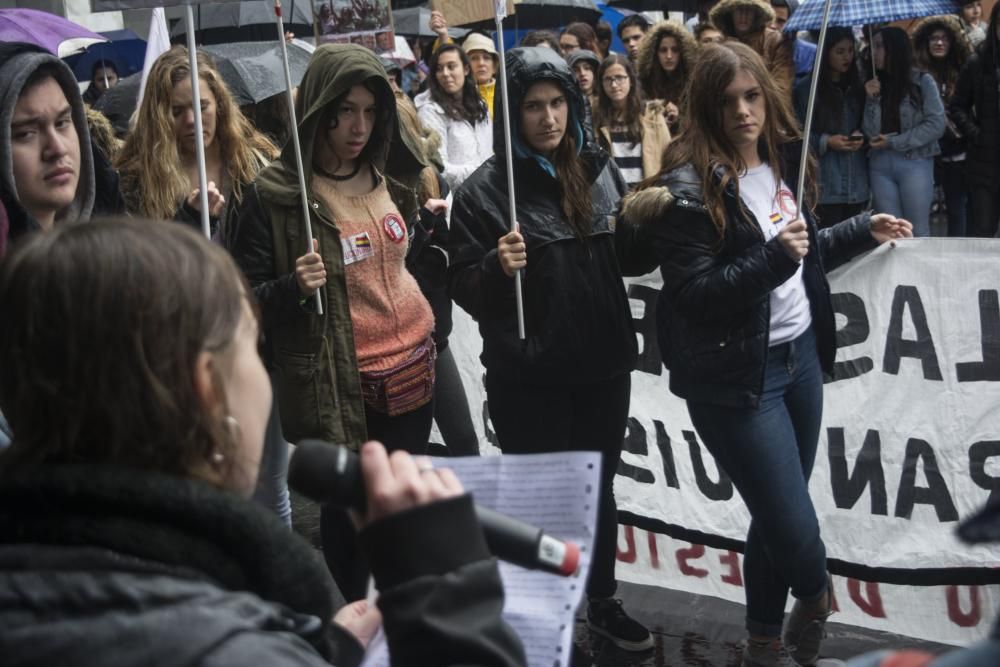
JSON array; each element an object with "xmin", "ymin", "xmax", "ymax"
[{"xmin": 738, "ymin": 163, "xmax": 812, "ymax": 346}]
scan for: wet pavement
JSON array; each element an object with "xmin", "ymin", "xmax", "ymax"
[
  {"xmin": 293, "ymin": 491, "xmax": 953, "ymax": 666},
  {"xmin": 571, "ymin": 581, "xmax": 950, "ymax": 667}
]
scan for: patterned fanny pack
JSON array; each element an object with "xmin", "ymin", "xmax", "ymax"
[{"xmin": 360, "ymin": 337, "xmax": 436, "ymax": 417}]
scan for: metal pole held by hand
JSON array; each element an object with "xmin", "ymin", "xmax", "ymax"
[
  {"xmin": 183, "ymin": 3, "xmax": 212, "ymax": 239},
  {"xmin": 274, "ymin": 0, "xmax": 323, "ymax": 315},
  {"xmin": 494, "ymin": 6, "xmax": 525, "ymax": 340}
]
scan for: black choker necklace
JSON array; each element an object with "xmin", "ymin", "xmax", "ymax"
[{"xmin": 316, "ymin": 160, "xmax": 362, "ymax": 181}]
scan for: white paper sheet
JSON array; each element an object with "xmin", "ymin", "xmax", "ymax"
[{"xmin": 359, "ymin": 451, "xmax": 600, "ymax": 667}]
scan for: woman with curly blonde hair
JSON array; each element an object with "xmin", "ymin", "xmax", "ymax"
[{"xmin": 116, "ymin": 47, "xmax": 277, "ymax": 233}]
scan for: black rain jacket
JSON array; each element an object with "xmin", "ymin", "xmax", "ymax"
[{"xmin": 447, "ymin": 47, "xmax": 656, "ymax": 386}]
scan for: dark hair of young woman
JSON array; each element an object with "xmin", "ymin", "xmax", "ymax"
[
  {"xmin": 875, "ymin": 26, "xmax": 922, "ymax": 135},
  {"xmin": 814, "ymin": 27, "xmax": 864, "ymax": 133},
  {"xmin": 427, "ymin": 43, "xmax": 488, "ymax": 124}
]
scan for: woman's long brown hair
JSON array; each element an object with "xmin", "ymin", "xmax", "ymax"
[
  {"xmin": 646, "ymin": 42, "xmax": 816, "ymax": 240},
  {"xmin": 553, "ymin": 131, "xmax": 592, "ymax": 240}
]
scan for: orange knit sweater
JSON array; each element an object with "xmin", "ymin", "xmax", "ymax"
[{"xmin": 312, "ymin": 175, "xmax": 434, "ymax": 373}]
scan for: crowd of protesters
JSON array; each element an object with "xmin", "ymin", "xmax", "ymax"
[{"xmin": 0, "ymin": 1, "xmax": 999, "ymax": 666}]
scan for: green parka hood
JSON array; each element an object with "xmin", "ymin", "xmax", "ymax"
[
  {"xmin": 710, "ymin": 0, "xmax": 775, "ymax": 39},
  {"xmin": 912, "ymin": 15, "xmax": 973, "ymax": 71},
  {"xmin": 256, "ymin": 44, "xmax": 425, "ymax": 204},
  {"xmin": 636, "ymin": 20, "xmax": 699, "ymax": 101}
]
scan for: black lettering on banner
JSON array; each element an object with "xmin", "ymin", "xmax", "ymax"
[
  {"xmin": 627, "ymin": 284, "xmax": 663, "ymax": 375},
  {"xmin": 829, "ymin": 292, "xmax": 874, "ymax": 382},
  {"xmin": 969, "ymin": 441, "xmax": 1000, "ymax": 502},
  {"xmin": 895, "ymin": 438, "xmax": 959, "ymax": 522},
  {"xmin": 618, "ymin": 417, "xmax": 655, "ymax": 484},
  {"xmin": 827, "ymin": 428, "xmax": 888, "ymax": 515},
  {"xmin": 956, "ymin": 290, "xmax": 1000, "ymax": 382},
  {"xmin": 883, "ymin": 285, "xmax": 943, "ymax": 380},
  {"xmin": 653, "ymin": 420, "xmax": 680, "ymax": 488},
  {"xmin": 682, "ymin": 430, "xmax": 734, "ymax": 501}
]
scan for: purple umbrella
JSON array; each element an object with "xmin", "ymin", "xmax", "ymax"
[{"xmin": 0, "ymin": 8, "xmax": 107, "ymax": 58}]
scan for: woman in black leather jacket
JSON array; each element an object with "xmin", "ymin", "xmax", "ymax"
[{"xmin": 623, "ymin": 42, "xmax": 910, "ymax": 667}]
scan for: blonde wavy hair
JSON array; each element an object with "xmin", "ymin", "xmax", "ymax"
[{"xmin": 116, "ymin": 46, "xmax": 278, "ymax": 220}]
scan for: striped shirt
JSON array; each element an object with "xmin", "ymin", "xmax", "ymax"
[{"xmin": 609, "ymin": 130, "xmax": 643, "ymax": 188}]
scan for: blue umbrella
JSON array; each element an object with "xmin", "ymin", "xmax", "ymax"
[
  {"xmin": 785, "ymin": 0, "xmax": 961, "ymax": 32},
  {"xmin": 64, "ymin": 30, "xmax": 146, "ymax": 83},
  {"xmin": 785, "ymin": 0, "xmax": 960, "ymax": 217}
]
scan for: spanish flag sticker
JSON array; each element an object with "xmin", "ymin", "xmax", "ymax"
[{"xmin": 769, "ymin": 212, "xmax": 782, "ymax": 225}]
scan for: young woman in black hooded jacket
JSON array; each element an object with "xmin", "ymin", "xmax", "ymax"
[{"xmin": 448, "ymin": 46, "xmax": 656, "ymax": 653}]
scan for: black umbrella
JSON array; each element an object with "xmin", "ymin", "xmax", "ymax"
[
  {"xmin": 605, "ymin": 0, "xmax": 700, "ymax": 13},
  {"xmin": 392, "ymin": 6, "xmax": 468, "ymax": 38},
  {"xmin": 170, "ymin": 0, "xmax": 314, "ymax": 45},
  {"xmin": 203, "ymin": 41, "xmax": 312, "ymax": 105},
  {"xmin": 92, "ymin": 42, "xmax": 312, "ymax": 135},
  {"xmin": 93, "ymin": 71, "xmax": 140, "ymax": 136},
  {"xmin": 458, "ymin": 0, "xmax": 602, "ymax": 30}
]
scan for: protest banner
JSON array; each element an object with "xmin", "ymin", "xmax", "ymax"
[
  {"xmin": 314, "ymin": 0, "xmax": 394, "ymax": 53},
  {"xmin": 432, "ymin": 0, "xmax": 515, "ymax": 26},
  {"xmin": 441, "ymin": 239, "xmax": 1000, "ymax": 646}
]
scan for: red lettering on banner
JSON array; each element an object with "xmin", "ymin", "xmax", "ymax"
[
  {"xmin": 676, "ymin": 543, "xmax": 709, "ymax": 578},
  {"xmin": 848, "ymin": 579, "xmax": 886, "ymax": 618},
  {"xmin": 719, "ymin": 550, "xmax": 743, "ymax": 586},
  {"xmin": 945, "ymin": 586, "xmax": 981, "ymax": 627},
  {"xmin": 830, "ymin": 580, "xmax": 840, "ymax": 612},
  {"xmin": 618, "ymin": 525, "xmax": 638, "ymax": 563},
  {"xmin": 647, "ymin": 531, "xmax": 660, "ymax": 569}
]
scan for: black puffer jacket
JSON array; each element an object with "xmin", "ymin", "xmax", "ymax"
[
  {"xmin": 447, "ymin": 47, "xmax": 656, "ymax": 386},
  {"xmin": 0, "ymin": 466, "xmax": 525, "ymax": 667},
  {"xmin": 950, "ymin": 25, "xmax": 1000, "ymax": 190},
  {"xmin": 623, "ymin": 147, "xmax": 875, "ymax": 408}
]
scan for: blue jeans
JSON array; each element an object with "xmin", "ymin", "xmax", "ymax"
[
  {"xmin": 869, "ymin": 150, "xmax": 934, "ymax": 237},
  {"xmin": 252, "ymin": 393, "xmax": 292, "ymax": 527},
  {"xmin": 687, "ymin": 326, "xmax": 828, "ymax": 638}
]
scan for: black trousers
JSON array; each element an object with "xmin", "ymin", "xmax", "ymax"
[
  {"xmin": 968, "ymin": 186, "xmax": 1000, "ymax": 238},
  {"xmin": 484, "ymin": 371, "xmax": 631, "ymax": 599},
  {"xmin": 320, "ymin": 399, "xmax": 434, "ymax": 602}
]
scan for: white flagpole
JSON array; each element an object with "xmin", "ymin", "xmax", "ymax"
[
  {"xmin": 795, "ymin": 0, "xmax": 836, "ymax": 212},
  {"xmin": 274, "ymin": 0, "xmax": 323, "ymax": 315},
  {"xmin": 183, "ymin": 2, "xmax": 211, "ymax": 239},
  {"xmin": 494, "ymin": 0, "xmax": 525, "ymax": 340}
]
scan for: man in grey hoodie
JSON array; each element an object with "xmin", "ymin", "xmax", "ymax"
[{"xmin": 0, "ymin": 43, "xmax": 95, "ymax": 246}]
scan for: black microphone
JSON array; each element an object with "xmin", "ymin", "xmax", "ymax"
[{"xmin": 288, "ymin": 440, "xmax": 581, "ymax": 577}]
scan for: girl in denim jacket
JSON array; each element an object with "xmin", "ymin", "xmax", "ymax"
[
  {"xmin": 794, "ymin": 28, "xmax": 870, "ymax": 229},
  {"xmin": 863, "ymin": 27, "xmax": 946, "ymax": 237}
]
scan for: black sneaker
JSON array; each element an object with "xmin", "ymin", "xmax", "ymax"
[{"xmin": 586, "ymin": 597, "xmax": 653, "ymax": 652}]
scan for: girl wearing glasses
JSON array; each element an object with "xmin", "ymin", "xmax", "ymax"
[
  {"xmin": 592, "ymin": 54, "xmax": 671, "ymax": 189},
  {"xmin": 911, "ymin": 15, "xmax": 973, "ymax": 237}
]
